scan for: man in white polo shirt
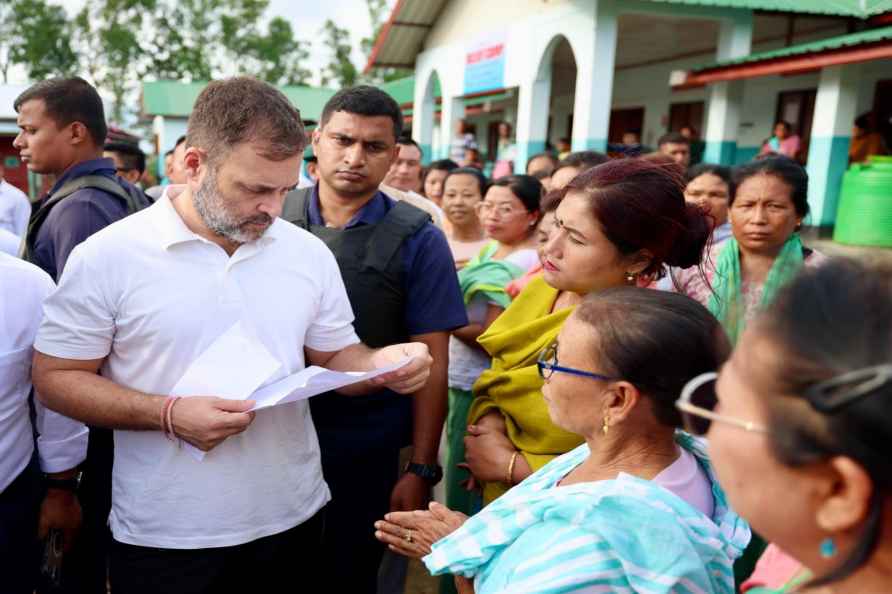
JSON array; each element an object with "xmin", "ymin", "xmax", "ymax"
[
  {"xmin": 1, "ymin": 253, "xmax": 87, "ymax": 594},
  {"xmin": 31, "ymin": 77, "xmax": 432, "ymax": 594}
]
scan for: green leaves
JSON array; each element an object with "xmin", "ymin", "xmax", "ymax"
[
  {"xmin": 319, "ymin": 19, "xmax": 357, "ymax": 89},
  {"xmin": 0, "ymin": 0, "xmax": 403, "ymax": 123},
  {"xmin": 1, "ymin": 0, "xmax": 78, "ymax": 82}
]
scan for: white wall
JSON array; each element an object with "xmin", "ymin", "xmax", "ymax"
[
  {"xmin": 416, "ymin": 1, "xmax": 885, "ymax": 164},
  {"xmin": 424, "ymin": 0, "xmax": 574, "ymax": 51},
  {"xmin": 611, "ymin": 24, "xmax": 852, "ymax": 154}
]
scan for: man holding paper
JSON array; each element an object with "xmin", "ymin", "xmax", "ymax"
[{"xmin": 30, "ymin": 77, "xmax": 431, "ymax": 594}]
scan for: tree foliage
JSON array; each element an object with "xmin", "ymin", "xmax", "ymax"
[
  {"xmin": 1, "ymin": 0, "xmax": 78, "ymax": 83},
  {"xmin": 2, "ymin": 0, "xmax": 375, "ymax": 123},
  {"xmin": 319, "ymin": 19, "xmax": 358, "ymax": 89},
  {"xmin": 149, "ymin": 0, "xmax": 223, "ymax": 81}
]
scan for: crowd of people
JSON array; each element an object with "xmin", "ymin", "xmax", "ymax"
[{"xmin": 2, "ymin": 73, "xmax": 891, "ymax": 594}]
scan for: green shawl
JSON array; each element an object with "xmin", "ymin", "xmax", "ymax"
[
  {"xmin": 708, "ymin": 234, "xmax": 805, "ymax": 344},
  {"xmin": 457, "ymin": 241, "xmax": 525, "ymax": 308}
]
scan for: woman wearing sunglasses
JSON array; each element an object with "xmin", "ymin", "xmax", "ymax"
[
  {"xmin": 462, "ymin": 157, "xmax": 712, "ymax": 504},
  {"xmin": 375, "ymin": 288, "xmax": 750, "ymax": 593},
  {"xmin": 678, "ymin": 258, "xmax": 892, "ymax": 593}
]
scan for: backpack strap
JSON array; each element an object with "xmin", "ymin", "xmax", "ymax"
[
  {"xmin": 24, "ymin": 175, "xmax": 140, "ymax": 263},
  {"xmin": 281, "ymin": 186, "xmax": 313, "ymax": 229},
  {"xmin": 363, "ymin": 200, "xmax": 431, "ymax": 272}
]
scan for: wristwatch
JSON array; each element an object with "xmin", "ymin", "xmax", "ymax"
[
  {"xmin": 43, "ymin": 472, "xmax": 82, "ymax": 493},
  {"xmin": 404, "ymin": 462, "xmax": 443, "ymax": 485}
]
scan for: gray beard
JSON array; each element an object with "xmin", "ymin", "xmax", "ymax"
[{"xmin": 192, "ymin": 168, "xmax": 270, "ymax": 244}]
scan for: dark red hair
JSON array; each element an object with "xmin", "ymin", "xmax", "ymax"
[{"xmin": 557, "ymin": 157, "xmax": 711, "ymax": 277}]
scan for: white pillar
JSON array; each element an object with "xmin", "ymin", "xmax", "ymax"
[
  {"xmin": 515, "ymin": 69, "xmax": 552, "ymax": 174},
  {"xmin": 703, "ymin": 13, "xmax": 752, "ymax": 165},
  {"xmin": 412, "ymin": 76, "xmax": 436, "ymax": 164},
  {"xmin": 571, "ymin": 0, "xmax": 617, "ymax": 153},
  {"xmin": 438, "ymin": 96, "xmax": 464, "ymax": 160},
  {"xmin": 806, "ymin": 64, "xmax": 860, "ymax": 227}
]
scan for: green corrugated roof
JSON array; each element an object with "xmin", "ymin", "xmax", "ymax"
[
  {"xmin": 645, "ymin": 0, "xmax": 892, "ymax": 17},
  {"xmin": 141, "ymin": 80, "xmax": 338, "ymax": 122},
  {"xmin": 693, "ymin": 25, "xmax": 892, "ymax": 71},
  {"xmin": 380, "ymin": 75, "xmax": 444, "ymax": 106},
  {"xmin": 380, "ymin": 76, "xmax": 416, "ymax": 105}
]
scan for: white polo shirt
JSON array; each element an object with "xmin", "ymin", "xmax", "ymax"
[
  {"xmin": 0, "ymin": 253, "xmax": 88, "ymax": 492},
  {"xmin": 34, "ymin": 188, "xmax": 360, "ymax": 549},
  {"xmin": 0, "ymin": 178, "xmax": 30, "ymax": 238}
]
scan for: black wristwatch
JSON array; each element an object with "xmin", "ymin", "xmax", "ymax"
[
  {"xmin": 404, "ymin": 462, "xmax": 443, "ymax": 485},
  {"xmin": 43, "ymin": 472, "xmax": 81, "ymax": 493}
]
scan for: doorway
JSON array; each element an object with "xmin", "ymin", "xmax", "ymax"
[
  {"xmin": 774, "ymin": 89, "xmax": 816, "ymax": 163},
  {"xmin": 669, "ymin": 101, "xmax": 705, "ymax": 138},
  {"xmin": 608, "ymin": 107, "xmax": 645, "ymax": 144},
  {"xmin": 873, "ymin": 79, "xmax": 892, "ymax": 151}
]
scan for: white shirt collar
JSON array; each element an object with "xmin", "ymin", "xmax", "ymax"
[{"xmin": 153, "ymin": 184, "xmax": 279, "ymax": 251}]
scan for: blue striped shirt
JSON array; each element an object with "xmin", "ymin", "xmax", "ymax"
[{"xmin": 424, "ymin": 433, "xmax": 750, "ymax": 594}]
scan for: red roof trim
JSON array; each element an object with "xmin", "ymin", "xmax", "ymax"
[
  {"xmin": 674, "ymin": 40, "xmax": 892, "ymax": 89},
  {"xmin": 365, "ymin": 0, "xmax": 407, "ymax": 73}
]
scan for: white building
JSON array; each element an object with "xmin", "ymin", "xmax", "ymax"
[{"xmin": 366, "ymin": 0, "xmax": 892, "ymax": 227}]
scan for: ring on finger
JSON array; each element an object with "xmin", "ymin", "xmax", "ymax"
[{"xmin": 403, "ymin": 530, "xmax": 414, "ymax": 544}]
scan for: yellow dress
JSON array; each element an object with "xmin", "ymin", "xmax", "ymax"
[{"xmin": 468, "ymin": 275, "xmax": 580, "ymax": 503}]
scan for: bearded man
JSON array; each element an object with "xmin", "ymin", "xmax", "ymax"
[{"xmin": 31, "ymin": 77, "xmax": 433, "ymax": 594}]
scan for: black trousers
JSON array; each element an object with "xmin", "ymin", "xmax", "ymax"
[
  {"xmin": 0, "ymin": 456, "xmax": 42, "ymax": 594},
  {"xmin": 317, "ymin": 445, "xmax": 401, "ymax": 594},
  {"xmin": 109, "ymin": 507, "xmax": 326, "ymax": 594}
]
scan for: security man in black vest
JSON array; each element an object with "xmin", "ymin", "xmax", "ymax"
[{"xmin": 281, "ymin": 86, "xmax": 467, "ymax": 592}]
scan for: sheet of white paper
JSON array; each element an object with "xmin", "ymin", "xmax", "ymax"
[
  {"xmin": 170, "ymin": 321, "xmax": 281, "ymax": 460},
  {"xmin": 249, "ymin": 357, "xmax": 413, "ymax": 411}
]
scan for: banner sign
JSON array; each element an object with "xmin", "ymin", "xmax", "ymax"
[{"xmin": 463, "ymin": 33, "xmax": 506, "ymax": 95}]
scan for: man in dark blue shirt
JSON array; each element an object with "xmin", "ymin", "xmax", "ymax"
[
  {"xmin": 13, "ymin": 77, "xmax": 133, "ymax": 594},
  {"xmin": 15, "ymin": 77, "xmax": 137, "ymax": 281},
  {"xmin": 282, "ymin": 86, "xmax": 467, "ymax": 592}
]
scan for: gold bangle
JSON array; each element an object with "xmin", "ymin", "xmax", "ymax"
[{"xmin": 505, "ymin": 451, "xmax": 518, "ymax": 485}]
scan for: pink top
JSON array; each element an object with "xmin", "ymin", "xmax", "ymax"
[
  {"xmin": 652, "ymin": 446, "xmax": 714, "ymax": 518},
  {"xmin": 760, "ymin": 135, "xmax": 801, "ymax": 159},
  {"xmin": 741, "ymin": 544, "xmax": 804, "ymax": 592},
  {"xmin": 505, "ymin": 263, "xmax": 543, "ymax": 298},
  {"xmin": 672, "ymin": 242, "xmax": 827, "ymax": 323}
]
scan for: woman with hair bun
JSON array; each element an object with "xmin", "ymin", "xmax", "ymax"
[{"xmin": 455, "ymin": 157, "xmax": 712, "ymax": 504}]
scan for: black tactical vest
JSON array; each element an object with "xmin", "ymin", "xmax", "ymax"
[{"xmin": 280, "ymin": 187, "xmax": 431, "ymax": 450}]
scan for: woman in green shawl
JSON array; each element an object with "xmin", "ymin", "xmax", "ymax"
[
  {"xmin": 673, "ymin": 156, "xmax": 827, "ymax": 583},
  {"xmin": 673, "ymin": 156, "xmax": 826, "ymax": 345},
  {"xmin": 445, "ymin": 173, "xmax": 543, "ymax": 517}
]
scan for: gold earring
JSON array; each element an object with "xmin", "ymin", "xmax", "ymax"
[
  {"xmin": 625, "ymin": 272, "xmax": 636, "ymax": 285},
  {"xmin": 602, "ymin": 416, "xmax": 610, "ymax": 435}
]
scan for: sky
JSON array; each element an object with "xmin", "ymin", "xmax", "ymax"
[{"xmin": 13, "ymin": 0, "xmax": 394, "ymax": 87}]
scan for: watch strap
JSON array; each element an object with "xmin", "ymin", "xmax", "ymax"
[{"xmin": 404, "ymin": 462, "xmax": 443, "ymax": 485}]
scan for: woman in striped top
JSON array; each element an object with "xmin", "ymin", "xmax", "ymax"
[{"xmin": 375, "ymin": 288, "xmax": 751, "ymax": 593}]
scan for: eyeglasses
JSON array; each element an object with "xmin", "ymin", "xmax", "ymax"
[
  {"xmin": 476, "ymin": 202, "xmax": 523, "ymax": 218},
  {"xmin": 676, "ymin": 372, "xmax": 768, "ymax": 436},
  {"xmin": 677, "ymin": 364, "xmax": 892, "ymax": 437},
  {"xmin": 536, "ymin": 342, "xmax": 615, "ymax": 382}
]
